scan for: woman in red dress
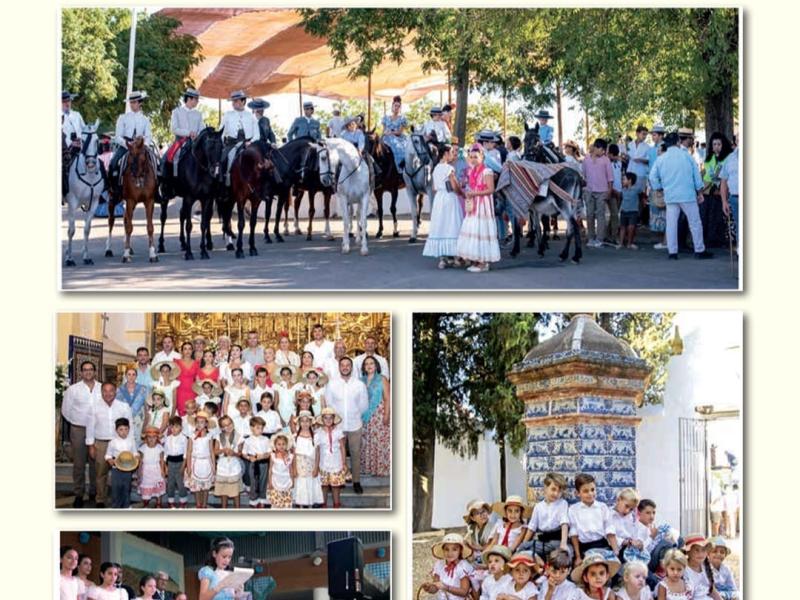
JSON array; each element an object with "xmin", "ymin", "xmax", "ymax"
[
  {"xmin": 198, "ymin": 349, "xmax": 219, "ymax": 383},
  {"xmin": 175, "ymin": 341, "xmax": 200, "ymax": 416}
]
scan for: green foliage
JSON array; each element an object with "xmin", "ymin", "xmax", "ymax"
[
  {"xmin": 55, "ymin": 364, "xmax": 69, "ymax": 409},
  {"xmin": 465, "ymin": 96, "xmax": 525, "ymax": 141}
]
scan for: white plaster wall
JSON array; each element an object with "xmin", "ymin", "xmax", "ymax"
[{"xmin": 106, "ymin": 313, "xmax": 148, "ymax": 355}]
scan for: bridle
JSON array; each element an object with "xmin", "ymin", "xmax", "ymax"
[
  {"xmin": 190, "ymin": 130, "xmax": 221, "ymax": 176},
  {"xmin": 72, "ymin": 130, "xmax": 105, "ymax": 209}
]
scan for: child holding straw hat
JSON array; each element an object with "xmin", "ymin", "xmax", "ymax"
[{"xmin": 423, "ymin": 533, "xmax": 474, "ymax": 599}]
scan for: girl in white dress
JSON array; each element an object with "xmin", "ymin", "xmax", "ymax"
[
  {"xmin": 570, "ymin": 552, "xmax": 621, "ymax": 600},
  {"xmin": 301, "ymin": 368, "xmax": 327, "ymax": 415},
  {"xmin": 615, "ymin": 561, "xmax": 651, "ymax": 600},
  {"xmin": 656, "ymin": 549, "xmax": 694, "ymax": 600},
  {"xmin": 488, "ymin": 495, "xmax": 531, "ymax": 554},
  {"xmin": 314, "ymin": 407, "xmax": 347, "ymax": 508},
  {"xmin": 60, "ymin": 546, "xmax": 86, "ymax": 600},
  {"xmin": 496, "ymin": 551, "xmax": 541, "ymax": 600},
  {"xmin": 292, "ymin": 410, "xmax": 323, "ymax": 507},
  {"xmin": 274, "ymin": 366, "xmax": 300, "ymax": 429},
  {"xmin": 422, "ymin": 533, "xmax": 474, "ymax": 599},
  {"xmin": 221, "ymin": 369, "xmax": 250, "ymax": 419},
  {"xmin": 214, "ymin": 415, "xmax": 244, "ymax": 508},
  {"xmin": 682, "ymin": 535, "xmax": 721, "ymax": 600},
  {"xmin": 143, "ymin": 389, "xmax": 170, "ymax": 439},
  {"xmin": 87, "ymin": 563, "xmax": 128, "ymax": 600},
  {"xmin": 138, "ymin": 426, "xmax": 166, "ymax": 508},
  {"xmin": 268, "ymin": 432, "xmax": 295, "ymax": 508},
  {"xmin": 150, "ymin": 362, "xmax": 181, "ymax": 417},
  {"xmin": 423, "ymin": 144, "xmax": 465, "ymax": 269},
  {"xmin": 477, "ymin": 545, "xmax": 512, "ymax": 600},
  {"xmin": 456, "ymin": 144, "xmax": 501, "ymax": 273},
  {"xmin": 290, "ymin": 390, "xmax": 315, "ymax": 434},
  {"xmin": 185, "ymin": 410, "xmax": 214, "ymax": 508},
  {"xmin": 135, "ymin": 574, "xmax": 157, "ymax": 600},
  {"xmin": 219, "ymin": 344, "xmax": 253, "ymax": 387}
]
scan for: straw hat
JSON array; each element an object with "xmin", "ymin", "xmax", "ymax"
[
  {"xmin": 147, "ymin": 389, "xmax": 170, "ymax": 408},
  {"xmin": 126, "ymin": 91, "xmax": 148, "ymax": 103},
  {"xmin": 481, "ymin": 544, "xmax": 512, "ymax": 565},
  {"xmin": 195, "ymin": 410, "xmax": 211, "ymax": 421},
  {"xmin": 492, "ymin": 495, "xmax": 532, "ymax": 520},
  {"xmin": 431, "ymin": 533, "xmax": 472, "ymax": 560},
  {"xmin": 115, "ymin": 451, "xmax": 140, "ymax": 472},
  {"xmin": 707, "ymin": 536, "xmax": 731, "ymax": 556},
  {"xmin": 564, "ymin": 139, "xmax": 580, "ymax": 151},
  {"xmin": 315, "ymin": 406, "xmax": 342, "ymax": 426},
  {"xmin": 150, "ymin": 361, "xmax": 179, "ymax": 380},
  {"xmin": 297, "ymin": 410, "xmax": 314, "ymax": 422},
  {"xmin": 462, "ymin": 499, "xmax": 492, "ymax": 524},
  {"xmin": 302, "ymin": 367, "xmax": 328, "ymax": 387},
  {"xmin": 193, "ymin": 379, "xmax": 222, "ymax": 397},
  {"xmin": 682, "ymin": 533, "xmax": 711, "ymax": 552},
  {"xmin": 571, "ymin": 550, "xmax": 620, "ymax": 583},
  {"xmin": 677, "ymin": 127, "xmax": 695, "ymax": 138},
  {"xmin": 272, "ymin": 431, "xmax": 294, "ymax": 450}
]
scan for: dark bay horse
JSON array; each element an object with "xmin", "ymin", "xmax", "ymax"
[
  {"xmin": 106, "ymin": 137, "xmax": 159, "ymax": 263},
  {"xmin": 284, "ymin": 144, "xmax": 335, "ymax": 241},
  {"xmin": 365, "ymin": 131, "xmax": 410, "ymax": 239},
  {"xmin": 224, "ymin": 144, "xmax": 271, "ymax": 258},
  {"xmin": 161, "ymin": 127, "xmax": 224, "ymax": 260}
]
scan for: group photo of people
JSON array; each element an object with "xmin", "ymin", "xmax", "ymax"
[{"xmin": 55, "ymin": 312, "xmax": 391, "ymax": 510}]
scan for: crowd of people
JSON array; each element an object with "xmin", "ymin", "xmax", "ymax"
[
  {"xmin": 59, "ymin": 325, "xmax": 391, "ymax": 509},
  {"xmin": 422, "ymin": 472, "xmax": 738, "ymax": 599}
]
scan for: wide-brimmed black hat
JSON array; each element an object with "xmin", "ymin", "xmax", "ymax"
[
  {"xmin": 183, "ymin": 88, "xmax": 200, "ymax": 99},
  {"xmin": 477, "ymin": 130, "xmax": 500, "ymax": 143},
  {"xmin": 303, "ymin": 101, "xmax": 315, "ymax": 110},
  {"xmin": 62, "ymin": 91, "xmax": 77, "ymax": 101},
  {"xmin": 230, "ymin": 90, "xmax": 247, "ymax": 101},
  {"xmin": 248, "ymin": 98, "xmax": 270, "ymax": 110},
  {"xmin": 534, "ymin": 109, "xmax": 553, "ymax": 120},
  {"xmin": 429, "ymin": 106, "xmax": 443, "ymax": 115}
]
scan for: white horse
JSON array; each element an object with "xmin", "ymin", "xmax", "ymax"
[
  {"xmin": 64, "ymin": 119, "xmax": 106, "ymax": 266},
  {"xmin": 317, "ymin": 138, "xmax": 372, "ymax": 256},
  {"xmin": 402, "ymin": 134, "xmax": 435, "ymax": 243}
]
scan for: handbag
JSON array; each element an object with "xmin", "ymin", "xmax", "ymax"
[{"xmin": 652, "ymin": 189, "xmax": 666, "ymax": 208}]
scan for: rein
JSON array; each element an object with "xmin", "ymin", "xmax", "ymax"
[{"xmin": 73, "ymin": 131, "xmax": 104, "ymax": 211}]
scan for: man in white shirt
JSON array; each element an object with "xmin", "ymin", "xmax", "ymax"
[
  {"xmin": 322, "ymin": 340, "xmax": 348, "ymax": 382},
  {"xmin": 221, "ymin": 89, "xmax": 260, "ymax": 185},
  {"xmin": 161, "ymin": 88, "xmax": 204, "ymax": 193},
  {"xmin": 152, "ymin": 334, "xmax": 181, "ymax": 363},
  {"xmin": 61, "ymin": 91, "xmax": 85, "ymax": 149},
  {"xmin": 327, "ymin": 107, "xmax": 345, "ymax": 138},
  {"xmin": 325, "ymin": 357, "xmax": 369, "ymax": 494},
  {"xmin": 87, "ymin": 382, "xmax": 133, "ymax": 508},
  {"xmin": 242, "ymin": 330, "xmax": 265, "ymax": 370},
  {"xmin": 304, "ymin": 324, "xmax": 335, "ymax": 367},
  {"xmin": 61, "ymin": 360, "xmax": 102, "ymax": 507},
  {"xmin": 353, "ymin": 335, "xmax": 390, "ymax": 379},
  {"xmin": 422, "ymin": 107, "xmax": 451, "ymax": 144}
]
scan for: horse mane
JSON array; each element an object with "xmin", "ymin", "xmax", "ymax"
[{"xmin": 238, "ymin": 146, "xmax": 261, "ymax": 183}]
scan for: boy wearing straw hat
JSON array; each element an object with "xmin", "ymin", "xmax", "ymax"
[
  {"xmin": 707, "ymin": 537, "xmax": 737, "ymax": 599},
  {"xmin": 424, "ymin": 533, "xmax": 474, "ymax": 599},
  {"xmin": 105, "ymin": 417, "xmax": 138, "ymax": 509}
]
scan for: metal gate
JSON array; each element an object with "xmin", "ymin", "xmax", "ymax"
[{"xmin": 679, "ymin": 418, "xmax": 708, "ymax": 536}]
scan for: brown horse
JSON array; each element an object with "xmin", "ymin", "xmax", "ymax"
[
  {"xmin": 224, "ymin": 144, "xmax": 271, "ymax": 258},
  {"xmin": 106, "ymin": 137, "xmax": 159, "ymax": 263}
]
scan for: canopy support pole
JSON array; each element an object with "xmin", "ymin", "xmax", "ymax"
[
  {"xmin": 125, "ymin": 8, "xmax": 138, "ymax": 112},
  {"xmin": 367, "ymin": 72, "xmax": 372, "ymax": 130},
  {"xmin": 502, "ymin": 91, "xmax": 507, "ymax": 137},
  {"xmin": 298, "ymin": 77, "xmax": 303, "ymax": 115},
  {"xmin": 218, "ymin": 98, "xmax": 221, "ymax": 127},
  {"xmin": 556, "ymin": 81, "xmax": 563, "ymax": 148},
  {"xmin": 447, "ymin": 66, "xmax": 452, "ymax": 105},
  {"xmin": 585, "ymin": 108, "xmax": 590, "ymax": 150}
]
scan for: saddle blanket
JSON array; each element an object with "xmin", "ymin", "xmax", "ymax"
[{"xmin": 496, "ymin": 160, "xmax": 582, "ymax": 220}]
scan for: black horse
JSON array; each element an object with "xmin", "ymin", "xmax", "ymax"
[
  {"xmin": 160, "ymin": 127, "xmax": 224, "ymax": 260},
  {"xmin": 364, "ymin": 131, "xmax": 411, "ymax": 239}
]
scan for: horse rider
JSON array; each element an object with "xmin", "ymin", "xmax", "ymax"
[
  {"xmin": 327, "ymin": 106, "xmax": 345, "ymax": 138},
  {"xmin": 220, "ymin": 89, "xmax": 260, "ymax": 186},
  {"xmin": 160, "ymin": 88, "xmax": 204, "ymax": 195},
  {"xmin": 340, "ymin": 116, "xmax": 381, "ymax": 187},
  {"xmin": 248, "ymin": 98, "xmax": 277, "ymax": 147},
  {"xmin": 534, "ymin": 109, "xmax": 555, "ymax": 145},
  {"xmin": 287, "ymin": 101, "xmax": 322, "ymax": 142},
  {"xmin": 422, "ymin": 106, "xmax": 451, "ymax": 144},
  {"xmin": 62, "ymin": 91, "xmax": 85, "ymax": 198},
  {"xmin": 109, "ymin": 91, "xmax": 154, "ymax": 202},
  {"xmin": 477, "ymin": 131, "xmax": 504, "ymax": 174}
]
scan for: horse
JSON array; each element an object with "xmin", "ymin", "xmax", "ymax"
[
  {"xmin": 161, "ymin": 127, "xmax": 224, "ymax": 260},
  {"xmin": 282, "ymin": 142, "xmax": 335, "ymax": 241},
  {"xmin": 317, "ymin": 138, "xmax": 372, "ymax": 256},
  {"xmin": 364, "ymin": 130, "xmax": 413, "ymax": 239},
  {"xmin": 64, "ymin": 120, "xmax": 107, "ymax": 266},
  {"xmin": 502, "ymin": 123, "xmax": 584, "ymax": 264},
  {"xmin": 106, "ymin": 136, "xmax": 159, "ymax": 263},
  {"xmin": 221, "ymin": 144, "xmax": 271, "ymax": 258},
  {"xmin": 402, "ymin": 133, "xmax": 438, "ymax": 242}
]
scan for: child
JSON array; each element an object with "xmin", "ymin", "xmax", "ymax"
[
  {"xmin": 181, "ymin": 399, "xmax": 199, "ymax": 437},
  {"xmin": 456, "ymin": 144, "xmax": 501, "ymax": 273},
  {"xmin": 290, "ymin": 390, "xmax": 315, "ymax": 433},
  {"xmin": 275, "ymin": 366, "xmax": 300, "ymax": 429},
  {"xmin": 632, "ymin": 499, "xmax": 658, "ymax": 553},
  {"xmin": 707, "ymin": 537, "xmax": 737, "ymax": 599},
  {"xmin": 423, "ymin": 533, "xmax": 474, "ymax": 599},
  {"xmin": 174, "ymin": 593, "xmax": 188, "ymax": 600},
  {"xmin": 105, "ymin": 417, "xmax": 137, "ymax": 509},
  {"xmin": 242, "ymin": 416, "xmax": 271, "ymax": 508},
  {"xmin": 255, "ymin": 391, "xmax": 283, "ymax": 438},
  {"xmin": 163, "ymin": 415, "xmax": 189, "ymax": 508},
  {"xmin": 184, "ymin": 410, "xmax": 215, "ymax": 508},
  {"xmin": 617, "ymin": 173, "xmax": 640, "ymax": 249},
  {"xmin": 192, "ymin": 379, "xmax": 221, "ymax": 409},
  {"xmin": 534, "ymin": 110, "xmax": 554, "ymax": 145},
  {"xmin": 682, "ymin": 535, "xmax": 722, "ymax": 600},
  {"xmin": 423, "ymin": 144, "xmax": 465, "ymax": 269},
  {"xmin": 268, "ymin": 432, "xmax": 295, "ymax": 509},
  {"xmin": 301, "ymin": 368, "xmax": 327, "ymax": 415},
  {"xmin": 489, "ymin": 495, "xmax": 531, "ymax": 553},
  {"xmin": 656, "ymin": 549, "xmax": 692, "ymax": 600},
  {"xmin": 222, "ymin": 367, "xmax": 250, "ymax": 419},
  {"xmin": 608, "ymin": 143, "xmax": 623, "ymax": 240},
  {"xmin": 292, "ymin": 410, "xmax": 323, "ymax": 508},
  {"xmin": 571, "ymin": 551, "xmax": 621, "ymax": 600},
  {"xmin": 252, "ymin": 367, "xmax": 274, "ymax": 412},
  {"xmin": 198, "ymin": 537, "xmax": 245, "ymax": 599},
  {"xmin": 138, "ymin": 425, "xmax": 166, "ymax": 508},
  {"xmin": 143, "ymin": 389, "xmax": 170, "ymax": 439},
  {"xmin": 611, "ymin": 488, "xmax": 642, "ymax": 560},
  {"xmin": 314, "ymin": 407, "xmax": 347, "ymax": 508},
  {"xmin": 568, "ymin": 473, "xmax": 619, "ymax": 567},
  {"xmin": 496, "ymin": 551, "xmax": 541, "ymax": 600},
  {"xmin": 203, "ymin": 401, "xmax": 220, "ymax": 437},
  {"xmin": 523, "ymin": 472, "xmax": 571, "ymax": 561},
  {"xmin": 536, "ymin": 549, "xmax": 576, "ymax": 600},
  {"xmin": 232, "ymin": 397, "xmax": 253, "ymax": 440},
  {"xmin": 87, "ymin": 561, "xmax": 124, "ymax": 600},
  {"xmin": 616, "ymin": 561, "xmax": 650, "ymax": 600},
  {"xmin": 464, "ymin": 499, "xmax": 498, "ymax": 557},
  {"xmin": 478, "ymin": 545, "xmax": 512, "ymax": 600},
  {"xmin": 214, "ymin": 415, "xmax": 244, "ymax": 509}
]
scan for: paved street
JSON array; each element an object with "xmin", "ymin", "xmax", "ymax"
[{"xmin": 61, "ymin": 200, "xmax": 739, "ymax": 291}]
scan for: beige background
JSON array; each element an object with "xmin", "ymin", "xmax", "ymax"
[{"xmin": 0, "ymin": 1, "xmax": 782, "ymax": 597}]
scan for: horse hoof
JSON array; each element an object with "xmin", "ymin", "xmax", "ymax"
[
  {"xmin": 65, "ymin": 259, "xmax": 76, "ymax": 267},
  {"xmin": 571, "ymin": 258, "xmax": 580, "ymax": 265},
  {"xmin": 306, "ymin": 234, "xmax": 312, "ymax": 241},
  {"xmin": 104, "ymin": 250, "xmax": 113, "ymax": 258},
  {"xmin": 226, "ymin": 243, "xmax": 235, "ymax": 251},
  {"xmin": 294, "ymin": 228, "xmax": 302, "ymax": 236},
  {"xmin": 276, "ymin": 235, "xmax": 285, "ymax": 243},
  {"xmin": 185, "ymin": 252, "xmax": 194, "ymax": 261},
  {"xmin": 206, "ymin": 241, "xmax": 214, "ymax": 251},
  {"xmin": 249, "ymin": 248, "xmax": 258, "ymax": 256},
  {"xmin": 235, "ymin": 250, "xmax": 245, "ymax": 259},
  {"xmin": 264, "ymin": 236, "xmax": 272, "ymax": 245},
  {"xmin": 393, "ymin": 231, "xmax": 400, "ymax": 238},
  {"xmin": 129, "ymin": 248, "xmax": 135, "ymax": 256},
  {"xmin": 538, "ymin": 252, "xmax": 545, "ymax": 258},
  {"xmin": 408, "ymin": 237, "xmax": 417, "ymax": 244},
  {"xmin": 180, "ymin": 242, "xmax": 187, "ymax": 252},
  {"xmin": 149, "ymin": 256, "xmax": 159, "ymax": 263},
  {"xmin": 325, "ymin": 235, "xmax": 335, "ymax": 241},
  {"xmin": 360, "ymin": 249, "xmax": 369, "ymax": 256},
  {"xmin": 122, "ymin": 256, "xmax": 132, "ymax": 264},
  {"xmin": 342, "ymin": 248, "xmax": 351, "ymax": 255},
  {"xmin": 83, "ymin": 258, "xmax": 94, "ymax": 266},
  {"xmin": 158, "ymin": 243, "xmax": 166, "ymax": 254},
  {"xmin": 376, "ymin": 231, "xmax": 383, "ymax": 239},
  {"xmin": 200, "ymin": 251, "xmax": 210, "ymax": 260}
]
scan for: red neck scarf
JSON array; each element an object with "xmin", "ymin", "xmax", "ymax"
[
  {"xmin": 468, "ymin": 163, "xmax": 487, "ymax": 192},
  {"xmin": 501, "ymin": 522, "xmax": 514, "ymax": 546},
  {"xmin": 444, "ymin": 559, "xmax": 459, "ymax": 578}
]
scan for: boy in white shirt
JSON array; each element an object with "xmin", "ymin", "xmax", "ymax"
[
  {"xmin": 522, "ymin": 472, "xmax": 571, "ymax": 561},
  {"xmin": 568, "ymin": 473, "xmax": 619, "ymax": 567},
  {"xmin": 255, "ymin": 391, "xmax": 283, "ymax": 437},
  {"xmin": 105, "ymin": 418, "xmax": 137, "ymax": 508},
  {"xmin": 241, "ymin": 416, "xmax": 272, "ymax": 508},
  {"xmin": 536, "ymin": 549, "xmax": 577, "ymax": 600},
  {"xmin": 632, "ymin": 498, "xmax": 659, "ymax": 553},
  {"xmin": 164, "ymin": 415, "xmax": 189, "ymax": 508}
]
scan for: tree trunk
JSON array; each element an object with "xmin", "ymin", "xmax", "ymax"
[
  {"xmin": 499, "ymin": 436, "xmax": 507, "ymax": 500},
  {"xmin": 413, "ymin": 434, "xmax": 436, "ymax": 532},
  {"xmin": 704, "ymin": 82, "xmax": 735, "ymax": 141},
  {"xmin": 556, "ymin": 81, "xmax": 563, "ymax": 148},
  {"xmin": 454, "ymin": 60, "xmax": 469, "ymax": 145}
]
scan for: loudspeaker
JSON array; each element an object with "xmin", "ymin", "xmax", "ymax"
[{"xmin": 327, "ymin": 537, "xmax": 365, "ymax": 599}]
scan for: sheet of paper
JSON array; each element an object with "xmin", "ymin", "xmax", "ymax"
[{"xmin": 217, "ymin": 567, "xmax": 254, "ymax": 589}]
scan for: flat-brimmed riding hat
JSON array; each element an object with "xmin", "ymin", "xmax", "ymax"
[
  {"xmin": 127, "ymin": 91, "xmax": 148, "ymax": 103},
  {"xmin": 230, "ymin": 90, "xmax": 247, "ymax": 101},
  {"xmin": 302, "ymin": 367, "xmax": 328, "ymax": 387},
  {"xmin": 150, "ymin": 361, "xmax": 179, "ymax": 380},
  {"xmin": 682, "ymin": 533, "xmax": 711, "ymax": 552},
  {"xmin": 651, "ymin": 123, "xmax": 666, "ymax": 134},
  {"xmin": 272, "ymin": 431, "xmax": 294, "ymax": 450},
  {"xmin": 677, "ymin": 127, "xmax": 695, "ymax": 138},
  {"xmin": 429, "ymin": 106, "xmax": 443, "ymax": 115},
  {"xmin": 481, "ymin": 544, "xmax": 512, "ymax": 564},
  {"xmin": 193, "ymin": 378, "xmax": 222, "ymax": 397},
  {"xmin": 62, "ymin": 91, "xmax": 77, "ymax": 101},
  {"xmin": 247, "ymin": 98, "xmax": 270, "ymax": 110},
  {"xmin": 534, "ymin": 109, "xmax": 553, "ymax": 120},
  {"xmin": 707, "ymin": 536, "xmax": 731, "ymax": 556},
  {"xmin": 183, "ymin": 88, "xmax": 200, "ymax": 99},
  {"xmin": 462, "ymin": 499, "xmax": 492, "ymax": 524},
  {"xmin": 344, "ymin": 116, "xmax": 359, "ymax": 127},
  {"xmin": 492, "ymin": 495, "xmax": 533, "ymax": 520},
  {"xmin": 431, "ymin": 533, "xmax": 473, "ymax": 560},
  {"xmin": 571, "ymin": 550, "xmax": 621, "ymax": 583},
  {"xmin": 115, "ymin": 450, "xmax": 140, "ymax": 472},
  {"xmin": 477, "ymin": 130, "xmax": 499, "ymax": 143},
  {"xmin": 316, "ymin": 406, "xmax": 342, "ymax": 426},
  {"xmin": 303, "ymin": 101, "xmax": 315, "ymax": 110},
  {"xmin": 146, "ymin": 388, "xmax": 170, "ymax": 408}
]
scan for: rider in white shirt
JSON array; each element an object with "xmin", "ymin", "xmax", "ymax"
[
  {"xmin": 61, "ymin": 91, "xmax": 85, "ymax": 147},
  {"xmin": 109, "ymin": 91, "xmax": 154, "ymax": 201},
  {"xmin": 220, "ymin": 89, "xmax": 260, "ymax": 185},
  {"xmin": 163, "ymin": 88, "xmax": 205, "ymax": 180}
]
